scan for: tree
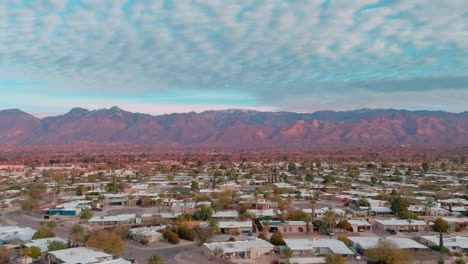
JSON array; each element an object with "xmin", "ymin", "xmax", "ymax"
[
  {"xmin": 262, "ymin": 221, "xmax": 271, "ymax": 235},
  {"xmin": 337, "ymin": 220, "xmax": 352, "ymax": 232},
  {"xmin": 365, "ymin": 240, "xmax": 411, "ymax": 264},
  {"xmin": 193, "ymin": 226, "xmax": 215, "ymax": 246},
  {"xmin": 162, "ymin": 229, "xmax": 180, "ymax": 244},
  {"xmin": 269, "ymin": 231, "xmax": 285, "ymax": 246},
  {"xmin": 147, "ymin": 254, "xmax": 165, "ymax": 264},
  {"xmin": 40, "ymin": 221, "xmax": 57, "ymax": 231},
  {"xmin": 390, "ymin": 196, "xmax": 409, "ymax": 216},
  {"xmin": 337, "ymin": 237, "xmax": 350, "ymax": 247},
  {"xmin": 80, "ymin": 208, "xmax": 93, "ymax": 220},
  {"xmin": 69, "ymin": 224, "xmax": 84, "ymax": 243},
  {"xmin": 325, "ymin": 253, "xmax": 346, "ymax": 264},
  {"xmin": 32, "ymin": 228, "xmax": 55, "ymax": 239},
  {"xmin": 282, "ymin": 247, "xmax": 293, "ymax": 259},
  {"xmin": 320, "ymin": 209, "xmax": 339, "ymax": 235},
  {"xmin": 191, "ymin": 181, "xmax": 199, "ymax": 191},
  {"xmin": 0, "ymin": 246, "xmax": 11, "ymax": 264},
  {"xmin": 24, "ymin": 246, "xmax": 41, "ymax": 259},
  {"xmin": 258, "ymin": 233, "xmax": 268, "ymax": 241},
  {"xmin": 176, "ymin": 225, "xmax": 195, "ymax": 241},
  {"xmin": 422, "ymin": 162, "xmax": 430, "ymax": 172},
  {"xmin": 21, "ymin": 199, "xmax": 39, "ymax": 213},
  {"xmin": 47, "ymin": 241, "xmax": 68, "ymax": 251},
  {"xmin": 86, "ymin": 230, "xmax": 124, "ymax": 255},
  {"xmin": 433, "ymin": 218, "xmax": 449, "ymax": 233}
]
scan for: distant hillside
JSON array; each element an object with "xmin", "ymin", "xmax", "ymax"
[{"xmin": 0, "ymin": 107, "xmax": 466, "ymax": 148}]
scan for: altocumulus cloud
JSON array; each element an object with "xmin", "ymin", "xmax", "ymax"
[{"xmin": 0, "ymin": 0, "xmax": 467, "ymax": 112}]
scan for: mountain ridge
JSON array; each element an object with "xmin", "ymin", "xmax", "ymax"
[{"xmin": 0, "ymin": 107, "xmax": 466, "ymax": 148}]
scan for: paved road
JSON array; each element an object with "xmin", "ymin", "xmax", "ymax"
[
  {"xmin": 124, "ymin": 242, "xmax": 198, "ymax": 264},
  {"xmin": 4, "ymin": 207, "xmax": 196, "ymax": 264}
]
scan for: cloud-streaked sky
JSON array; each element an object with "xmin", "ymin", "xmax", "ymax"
[{"xmin": 1, "ymin": 0, "xmax": 467, "ymax": 117}]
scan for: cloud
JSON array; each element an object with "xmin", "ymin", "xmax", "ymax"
[{"xmin": 0, "ymin": 0, "xmax": 467, "ymax": 112}]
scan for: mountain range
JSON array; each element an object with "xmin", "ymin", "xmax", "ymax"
[{"xmin": 0, "ymin": 107, "xmax": 467, "ymax": 148}]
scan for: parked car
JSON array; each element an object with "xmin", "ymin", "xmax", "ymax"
[{"xmin": 386, "ymin": 228, "xmax": 397, "ymax": 235}]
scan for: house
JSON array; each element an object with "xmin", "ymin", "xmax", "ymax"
[
  {"xmin": 261, "ymin": 220, "xmax": 308, "ymax": 233},
  {"xmin": 24, "ymin": 237, "xmax": 68, "ymax": 251},
  {"xmin": 346, "ymin": 219, "xmax": 372, "ymax": 233},
  {"xmin": 302, "ymin": 207, "xmax": 346, "ymax": 219},
  {"xmin": 88, "ymin": 214, "xmax": 138, "ymax": 226},
  {"xmin": 374, "ymin": 219, "xmax": 432, "ymax": 232},
  {"xmin": 42, "ymin": 200, "xmax": 92, "ymax": 219},
  {"xmin": 129, "ymin": 226, "xmax": 165, "ymax": 243},
  {"xmin": 212, "ymin": 210, "xmax": 239, "ymax": 220},
  {"xmin": 47, "ymin": 247, "xmax": 131, "ymax": 264},
  {"xmin": 441, "ymin": 217, "xmax": 468, "ymax": 231},
  {"xmin": 202, "ymin": 237, "xmax": 275, "ymax": 261},
  {"xmin": 217, "ymin": 221, "xmax": 253, "ymax": 235},
  {"xmin": 0, "ymin": 225, "xmax": 36, "ymax": 243},
  {"xmin": 408, "ymin": 205, "xmax": 449, "ymax": 216},
  {"xmin": 349, "ymin": 237, "xmax": 428, "ymax": 254},
  {"xmin": 420, "ymin": 236, "xmax": 468, "ymax": 254},
  {"xmin": 247, "ymin": 209, "xmax": 276, "ymax": 218},
  {"xmin": 347, "ymin": 206, "xmax": 394, "ymax": 217},
  {"xmin": 283, "ymin": 238, "xmax": 354, "ymax": 257}
]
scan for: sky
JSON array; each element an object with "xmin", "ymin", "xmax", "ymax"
[{"xmin": 0, "ymin": 0, "xmax": 467, "ymax": 117}]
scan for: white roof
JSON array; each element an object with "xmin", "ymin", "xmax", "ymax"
[
  {"xmin": 421, "ymin": 236, "xmax": 468, "ymax": 249},
  {"xmin": 441, "ymin": 217, "xmax": 468, "ymax": 223},
  {"xmin": 349, "ymin": 237, "xmax": 427, "ymax": 249},
  {"xmin": 375, "ymin": 219, "xmax": 432, "ymax": 226},
  {"xmin": 89, "ymin": 214, "xmax": 136, "ymax": 223},
  {"xmin": 217, "ymin": 221, "xmax": 252, "ymax": 229},
  {"xmin": 24, "ymin": 237, "xmax": 68, "ymax": 252},
  {"xmin": 213, "ymin": 211, "xmax": 238, "ymax": 218},
  {"xmin": 204, "ymin": 238, "xmax": 273, "ymax": 253},
  {"xmin": 284, "ymin": 239, "xmax": 354, "ymax": 255},
  {"xmin": 347, "ymin": 219, "xmax": 371, "ymax": 226},
  {"xmin": 0, "ymin": 225, "xmax": 36, "ymax": 242},
  {"xmin": 247, "ymin": 209, "xmax": 276, "ymax": 217},
  {"xmin": 49, "ymin": 247, "xmax": 111, "ymax": 264}
]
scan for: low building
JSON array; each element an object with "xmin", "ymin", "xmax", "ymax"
[
  {"xmin": 202, "ymin": 237, "xmax": 275, "ymax": 261},
  {"xmin": 24, "ymin": 237, "xmax": 68, "ymax": 252},
  {"xmin": 420, "ymin": 236, "xmax": 468, "ymax": 254},
  {"xmin": 0, "ymin": 225, "xmax": 36, "ymax": 243},
  {"xmin": 88, "ymin": 214, "xmax": 137, "ymax": 226},
  {"xmin": 261, "ymin": 220, "xmax": 308, "ymax": 233},
  {"xmin": 284, "ymin": 238, "xmax": 354, "ymax": 257},
  {"xmin": 212, "ymin": 211, "xmax": 239, "ymax": 220},
  {"xmin": 217, "ymin": 221, "xmax": 253, "ymax": 235},
  {"xmin": 441, "ymin": 217, "xmax": 468, "ymax": 231},
  {"xmin": 347, "ymin": 219, "xmax": 372, "ymax": 232},
  {"xmin": 47, "ymin": 247, "xmax": 131, "ymax": 264},
  {"xmin": 349, "ymin": 237, "xmax": 428, "ymax": 254},
  {"xmin": 302, "ymin": 207, "xmax": 346, "ymax": 219},
  {"xmin": 374, "ymin": 219, "xmax": 432, "ymax": 232}
]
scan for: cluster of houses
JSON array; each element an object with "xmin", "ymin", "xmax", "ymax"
[{"xmin": 0, "ymin": 158, "xmax": 466, "ymax": 263}]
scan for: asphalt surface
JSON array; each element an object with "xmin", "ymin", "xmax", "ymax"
[{"xmin": 3, "ymin": 208, "xmax": 195, "ymax": 264}]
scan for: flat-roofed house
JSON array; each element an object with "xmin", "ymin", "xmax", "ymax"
[
  {"xmin": 202, "ymin": 237, "xmax": 275, "ymax": 262},
  {"xmin": 420, "ymin": 236, "xmax": 468, "ymax": 254},
  {"xmin": 374, "ymin": 219, "xmax": 432, "ymax": 232},
  {"xmin": 88, "ymin": 214, "xmax": 137, "ymax": 226},
  {"xmin": 47, "ymin": 247, "xmax": 131, "ymax": 264},
  {"xmin": 284, "ymin": 238, "xmax": 354, "ymax": 257}
]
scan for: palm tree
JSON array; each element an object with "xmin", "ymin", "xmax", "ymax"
[
  {"xmin": 407, "ymin": 219, "xmax": 413, "ymax": 233},
  {"xmin": 147, "ymin": 254, "xmax": 165, "ymax": 264},
  {"xmin": 208, "ymin": 218, "xmax": 220, "ymax": 234},
  {"xmin": 70, "ymin": 224, "xmax": 84, "ymax": 244},
  {"xmin": 310, "ymin": 199, "xmax": 317, "ymax": 222},
  {"xmin": 305, "ymin": 215, "xmax": 312, "ymax": 235},
  {"xmin": 262, "ymin": 221, "xmax": 271, "ymax": 235}
]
